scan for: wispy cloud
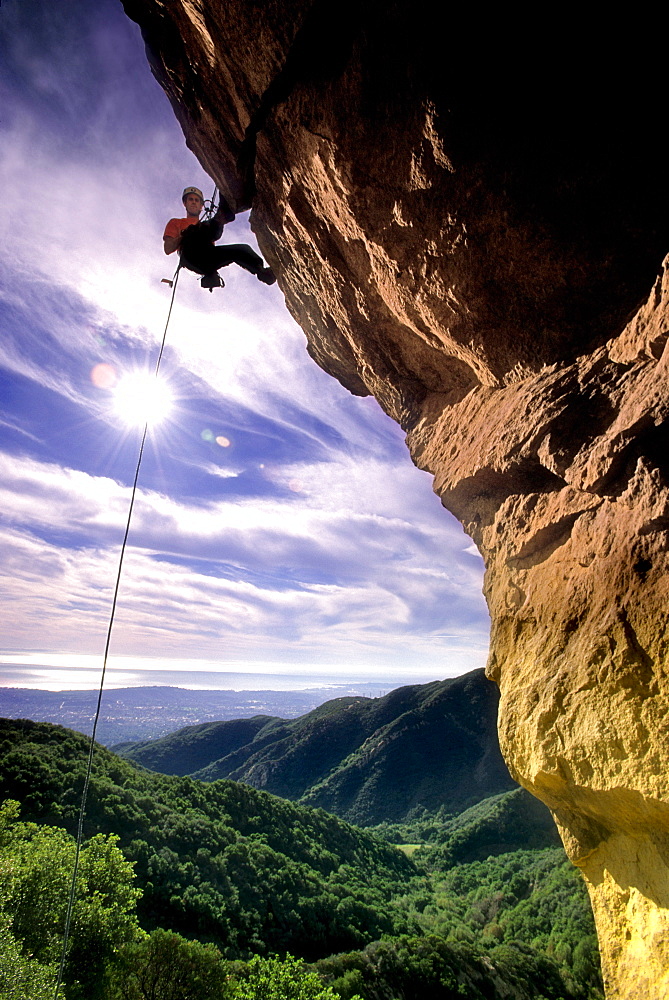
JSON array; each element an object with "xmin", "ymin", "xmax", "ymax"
[{"xmin": 0, "ymin": 448, "xmax": 488, "ymax": 670}]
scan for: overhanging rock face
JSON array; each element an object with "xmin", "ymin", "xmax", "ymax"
[{"xmin": 122, "ymin": 3, "xmax": 669, "ymax": 995}]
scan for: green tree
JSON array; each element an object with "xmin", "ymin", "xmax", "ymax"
[
  {"xmin": 110, "ymin": 928, "xmax": 236, "ymax": 1000},
  {"xmin": 0, "ymin": 799, "xmax": 141, "ymax": 1000},
  {"xmin": 235, "ymin": 955, "xmax": 359, "ymax": 1000},
  {"xmin": 0, "ymin": 916, "xmax": 63, "ymax": 1000}
]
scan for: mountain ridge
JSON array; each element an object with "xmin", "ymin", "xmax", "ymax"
[{"xmin": 116, "ymin": 669, "xmax": 517, "ymax": 824}]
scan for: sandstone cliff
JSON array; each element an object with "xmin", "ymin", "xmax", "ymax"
[{"xmin": 121, "ymin": 3, "xmax": 669, "ymax": 995}]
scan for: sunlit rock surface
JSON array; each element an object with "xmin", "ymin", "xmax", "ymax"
[{"xmin": 122, "ymin": 3, "xmax": 669, "ymax": 995}]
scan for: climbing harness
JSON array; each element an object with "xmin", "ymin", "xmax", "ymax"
[{"xmin": 53, "ymin": 263, "xmax": 182, "ymax": 1000}]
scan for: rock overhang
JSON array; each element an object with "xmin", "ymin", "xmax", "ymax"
[{"xmin": 121, "ymin": 2, "xmax": 669, "ymax": 995}]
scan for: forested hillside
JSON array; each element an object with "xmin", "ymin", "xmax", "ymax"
[
  {"xmin": 116, "ymin": 669, "xmax": 516, "ymax": 823},
  {"xmin": 372, "ymin": 787, "xmax": 562, "ymax": 861},
  {"xmin": 0, "ymin": 715, "xmax": 603, "ymax": 999},
  {"xmin": 0, "ymin": 718, "xmax": 416, "ymax": 959}
]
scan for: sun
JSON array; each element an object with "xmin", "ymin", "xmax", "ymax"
[{"xmin": 112, "ymin": 372, "xmax": 174, "ymax": 428}]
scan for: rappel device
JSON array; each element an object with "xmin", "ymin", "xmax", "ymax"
[{"xmin": 201, "ymin": 186, "xmax": 219, "ymax": 221}]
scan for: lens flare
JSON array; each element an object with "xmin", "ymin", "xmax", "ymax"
[
  {"xmin": 112, "ymin": 372, "xmax": 173, "ymax": 428},
  {"xmin": 91, "ymin": 363, "xmax": 117, "ymax": 388}
]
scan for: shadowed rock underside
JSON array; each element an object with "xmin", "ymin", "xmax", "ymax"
[{"xmin": 121, "ymin": 3, "xmax": 669, "ymax": 996}]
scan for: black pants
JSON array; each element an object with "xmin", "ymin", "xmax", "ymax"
[{"xmin": 180, "ymin": 220, "xmax": 263, "ymax": 278}]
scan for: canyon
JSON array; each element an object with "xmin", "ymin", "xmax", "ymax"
[{"xmin": 121, "ymin": 3, "xmax": 669, "ymax": 996}]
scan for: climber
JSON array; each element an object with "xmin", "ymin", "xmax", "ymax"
[{"xmin": 163, "ymin": 186, "xmax": 276, "ymax": 290}]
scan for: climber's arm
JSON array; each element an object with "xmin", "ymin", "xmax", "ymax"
[
  {"xmin": 214, "ymin": 194, "xmax": 236, "ymax": 225},
  {"xmin": 203, "ymin": 196, "xmax": 236, "ymax": 243},
  {"xmin": 163, "ymin": 232, "xmax": 182, "ymax": 255}
]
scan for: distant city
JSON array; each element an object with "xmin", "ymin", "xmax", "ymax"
[{"xmin": 0, "ymin": 684, "xmax": 395, "ymax": 745}]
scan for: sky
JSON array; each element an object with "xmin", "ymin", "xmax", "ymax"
[{"xmin": 0, "ymin": 0, "xmax": 489, "ymax": 692}]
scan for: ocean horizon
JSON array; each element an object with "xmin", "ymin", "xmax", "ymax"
[{"xmin": 0, "ymin": 656, "xmax": 476, "ymax": 694}]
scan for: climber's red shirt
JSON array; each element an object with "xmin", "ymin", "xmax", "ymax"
[{"xmin": 163, "ymin": 216, "xmax": 200, "ymax": 253}]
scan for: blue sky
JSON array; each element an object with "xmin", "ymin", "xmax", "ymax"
[{"xmin": 0, "ymin": 0, "xmax": 489, "ymax": 691}]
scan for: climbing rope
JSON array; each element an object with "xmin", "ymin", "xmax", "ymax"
[{"xmin": 53, "ymin": 263, "xmax": 182, "ymax": 1000}]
